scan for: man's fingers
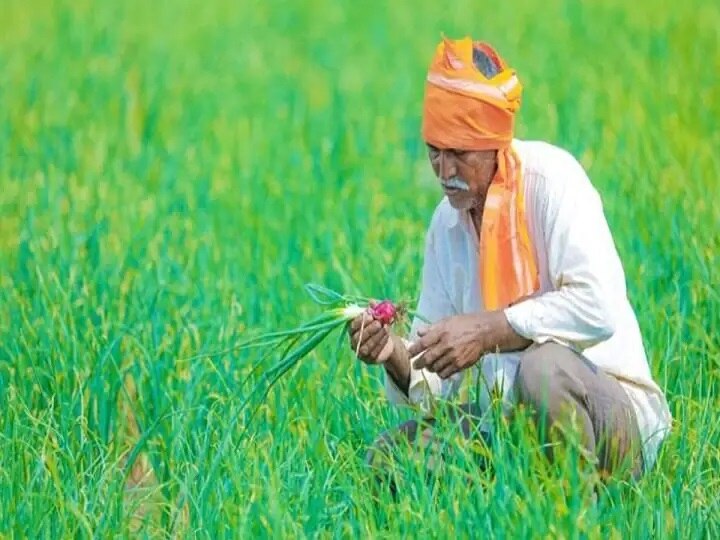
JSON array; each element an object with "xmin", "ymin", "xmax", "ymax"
[
  {"xmin": 408, "ymin": 329, "xmax": 440, "ymax": 358},
  {"xmin": 416, "ymin": 343, "xmax": 449, "ymax": 371},
  {"xmin": 410, "ymin": 334, "xmax": 445, "ymax": 369},
  {"xmin": 358, "ymin": 329, "xmax": 387, "ymax": 358},
  {"xmin": 438, "ymin": 365, "xmax": 457, "ymax": 380},
  {"xmin": 366, "ymin": 333, "xmax": 390, "ymax": 361},
  {"xmin": 350, "ymin": 320, "xmax": 381, "ymax": 346},
  {"xmin": 350, "ymin": 317, "xmax": 389, "ymax": 359},
  {"xmin": 363, "ymin": 328, "xmax": 388, "ymax": 354},
  {"xmin": 349, "ymin": 312, "xmax": 374, "ymax": 332},
  {"xmin": 412, "ymin": 346, "xmax": 430, "ymax": 369},
  {"xmin": 413, "ymin": 342, "xmax": 441, "ymax": 369},
  {"xmin": 349, "ymin": 316, "xmax": 361, "ymax": 332},
  {"xmin": 376, "ymin": 336, "xmax": 395, "ymax": 363},
  {"xmin": 425, "ymin": 353, "xmax": 452, "ymax": 374}
]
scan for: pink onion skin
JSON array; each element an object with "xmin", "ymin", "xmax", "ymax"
[{"xmin": 369, "ymin": 300, "xmax": 397, "ymax": 325}]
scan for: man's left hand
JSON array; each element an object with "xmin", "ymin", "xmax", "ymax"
[{"xmin": 408, "ymin": 311, "xmax": 531, "ymax": 379}]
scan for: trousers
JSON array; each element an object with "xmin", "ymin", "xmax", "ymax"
[{"xmin": 366, "ymin": 342, "xmax": 644, "ymax": 480}]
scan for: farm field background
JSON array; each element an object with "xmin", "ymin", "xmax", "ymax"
[{"xmin": 1, "ymin": 0, "xmax": 719, "ymax": 537}]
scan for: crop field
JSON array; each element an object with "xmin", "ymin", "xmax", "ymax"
[{"xmin": 1, "ymin": 0, "xmax": 719, "ymax": 537}]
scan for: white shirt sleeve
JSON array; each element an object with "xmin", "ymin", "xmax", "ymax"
[
  {"xmin": 503, "ymin": 154, "xmax": 620, "ymax": 351},
  {"xmin": 384, "ymin": 217, "xmax": 464, "ymax": 411}
]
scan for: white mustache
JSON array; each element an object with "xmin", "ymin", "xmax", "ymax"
[{"xmin": 441, "ymin": 176, "xmax": 470, "ymax": 191}]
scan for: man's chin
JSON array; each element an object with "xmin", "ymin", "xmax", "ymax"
[{"xmin": 445, "ymin": 193, "xmax": 475, "ymax": 210}]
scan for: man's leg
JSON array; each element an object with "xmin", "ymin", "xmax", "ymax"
[
  {"xmin": 514, "ymin": 343, "xmax": 644, "ymax": 478},
  {"xmin": 365, "ymin": 404, "xmax": 487, "ymax": 494}
]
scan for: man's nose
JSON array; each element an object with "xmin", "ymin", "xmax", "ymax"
[{"xmin": 438, "ymin": 151, "xmax": 456, "ymax": 180}]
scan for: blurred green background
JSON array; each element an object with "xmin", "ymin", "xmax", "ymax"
[{"xmin": 1, "ymin": 0, "xmax": 718, "ymax": 537}]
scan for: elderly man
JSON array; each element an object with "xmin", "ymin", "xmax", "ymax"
[{"xmin": 349, "ymin": 37, "xmax": 671, "ymax": 479}]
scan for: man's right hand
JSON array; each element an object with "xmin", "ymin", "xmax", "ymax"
[{"xmin": 348, "ymin": 312, "xmax": 395, "ymax": 364}]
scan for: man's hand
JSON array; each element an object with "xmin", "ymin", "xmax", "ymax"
[
  {"xmin": 408, "ymin": 311, "xmax": 531, "ymax": 379},
  {"xmin": 348, "ymin": 312, "xmax": 395, "ymax": 364},
  {"xmin": 348, "ymin": 312, "xmax": 412, "ymax": 394}
]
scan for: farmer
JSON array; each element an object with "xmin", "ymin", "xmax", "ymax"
[{"xmin": 348, "ymin": 37, "xmax": 671, "ymax": 480}]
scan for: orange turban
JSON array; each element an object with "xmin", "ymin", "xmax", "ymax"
[{"xmin": 422, "ymin": 37, "xmax": 539, "ymax": 311}]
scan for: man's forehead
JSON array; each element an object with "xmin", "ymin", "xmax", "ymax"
[{"xmin": 427, "ymin": 143, "xmax": 497, "ymax": 156}]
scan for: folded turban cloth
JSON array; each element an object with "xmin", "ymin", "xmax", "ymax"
[{"xmin": 422, "ymin": 36, "xmax": 539, "ymax": 311}]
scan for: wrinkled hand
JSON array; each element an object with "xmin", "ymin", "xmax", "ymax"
[
  {"xmin": 408, "ymin": 314, "xmax": 493, "ymax": 379},
  {"xmin": 348, "ymin": 312, "xmax": 395, "ymax": 364}
]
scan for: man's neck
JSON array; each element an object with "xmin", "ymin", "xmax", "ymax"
[{"xmin": 469, "ymin": 207, "xmax": 484, "ymax": 239}]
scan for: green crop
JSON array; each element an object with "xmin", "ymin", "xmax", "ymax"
[{"xmin": 1, "ymin": 0, "xmax": 718, "ymax": 537}]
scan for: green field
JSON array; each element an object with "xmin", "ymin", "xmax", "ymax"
[{"xmin": 1, "ymin": 0, "xmax": 719, "ymax": 537}]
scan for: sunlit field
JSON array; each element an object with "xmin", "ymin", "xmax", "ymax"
[{"xmin": 1, "ymin": 0, "xmax": 719, "ymax": 536}]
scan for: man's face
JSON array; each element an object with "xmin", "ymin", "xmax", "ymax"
[{"xmin": 427, "ymin": 144, "xmax": 498, "ymax": 211}]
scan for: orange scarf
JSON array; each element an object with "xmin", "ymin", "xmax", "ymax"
[{"xmin": 421, "ymin": 37, "xmax": 539, "ymax": 310}]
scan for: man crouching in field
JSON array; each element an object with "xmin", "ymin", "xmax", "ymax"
[{"xmin": 348, "ymin": 37, "xmax": 671, "ymax": 482}]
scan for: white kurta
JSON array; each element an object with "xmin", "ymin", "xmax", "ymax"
[{"xmin": 385, "ymin": 139, "xmax": 672, "ymax": 470}]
